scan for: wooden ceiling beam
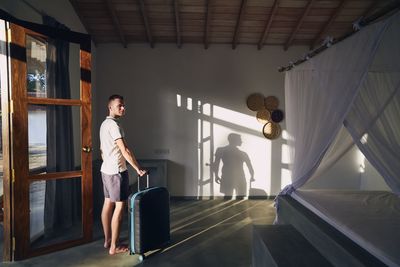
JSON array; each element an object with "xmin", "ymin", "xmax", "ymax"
[
  {"xmin": 105, "ymin": 0, "xmax": 127, "ymax": 48},
  {"xmin": 258, "ymin": 0, "xmax": 279, "ymax": 50},
  {"xmin": 174, "ymin": 0, "xmax": 182, "ymax": 48},
  {"xmin": 204, "ymin": 0, "xmax": 212, "ymax": 49},
  {"xmin": 279, "ymin": 0, "xmax": 400, "ymax": 72},
  {"xmin": 284, "ymin": 0, "xmax": 315, "ymax": 51},
  {"xmin": 138, "ymin": 0, "xmax": 154, "ymax": 48},
  {"xmin": 232, "ymin": 0, "xmax": 248, "ymax": 49},
  {"xmin": 310, "ymin": 0, "xmax": 347, "ymax": 49},
  {"xmin": 69, "ymin": 0, "xmax": 97, "ymax": 45},
  {"xmin": 70, "ymin": 0, "xmax": 395, "ymax": 49}
]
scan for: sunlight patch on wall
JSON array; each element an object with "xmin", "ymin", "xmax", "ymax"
[
  {"xmin": 201, "ymin": 120, "xmax": 212, "ymax": 196},
  {"xmin": 213, "ymin": 105, "xmax": 261, "ymax": 132},
  {"xmin": 176, "ymin": 94, "xmax": 181, "ymax": 107},
  {"xmin": 281, "ymin": 168, "xmax": 292, "ymax": 190},
  {"xmin": 357, "ymin": 149, "xmax": 366, "ymax": 173},
  {"xmin": 197, "ymin": 118, "xmax": 202, "ymax": 196},
  {"xmin": 212, "ymin": 124, "xmax": 271, "ymax": 196},
  {"xmin": 187, "ymin": 97, "xmax": 192, "ymax": 111},
  {"xmin": 281, "ymin": 144, "xmax": 290, "ymax": 165},
  {"xmin": 176, "ymin": 94, "xmax": 193, "ymax": 111},
  {"xmin": 177, "ymin": 96, "xmax": 273, "ymax": 197},
  {"xmin": 202, "ymin": 103, "xmax": 211, "ymax": 116},
  {"xmin": 282, "ymin": 129, "xmax": 289, "ymax": 140}
]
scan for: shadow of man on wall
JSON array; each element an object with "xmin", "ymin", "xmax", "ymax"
[{"xmin": 213, "ymin": 133, "xmax": 254, "ymax": 199}]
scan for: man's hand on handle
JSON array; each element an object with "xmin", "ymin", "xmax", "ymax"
[{"xmin": 137, "ymin": 169, "xmax": 147, "ymax": 177}]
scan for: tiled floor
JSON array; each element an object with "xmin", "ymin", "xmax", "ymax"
[{"xmin": 1, "ymin": 199, "xmax": 276, "ymax": 267}]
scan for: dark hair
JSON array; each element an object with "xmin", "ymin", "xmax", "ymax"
[{"xmin": 108, "ymin": 94, "xmax": 124, "ymax": 105}]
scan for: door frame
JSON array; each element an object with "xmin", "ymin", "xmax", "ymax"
[{"xmin": 1, "ymin": 9, "xmax": 92, "ymax": 261}]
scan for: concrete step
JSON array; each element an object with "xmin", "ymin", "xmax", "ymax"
[{"xmin": 252, "ymin": 224, "xmax": 333, "ymax": 267}]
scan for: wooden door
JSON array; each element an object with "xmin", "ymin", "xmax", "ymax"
[{"xmin": 4, "ymin": 21, "xmax": 92, "ymax": 260}]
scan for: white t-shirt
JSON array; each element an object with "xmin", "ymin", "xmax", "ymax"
[{"xmin": 100, "ymin": 116, "xmax": 127, "ymax": 175}]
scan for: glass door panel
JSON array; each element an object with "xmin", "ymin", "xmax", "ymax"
[
  {"xmin": 28, "ymin": 104, "xmax": 82, "ymax": 174},
  {"xmin": 26, "ymin": 34, "xmax": 81, "ymax": 100},
  {"xmin": 29, "ymin": 177, "xmax": 83, "ymax": 249},
  {"xmin": 26, "ymin": 35, "xmax": 47, "ymax": 98}
]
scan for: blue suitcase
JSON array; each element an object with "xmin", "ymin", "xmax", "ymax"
[{"xmin": 128, "ymin": 174, "xmax": 170, "ymax": 259}]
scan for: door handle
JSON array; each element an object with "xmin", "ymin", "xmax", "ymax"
[{"xmin": 82, "ymin": 146, "xmax": 92, "ymax": 153}]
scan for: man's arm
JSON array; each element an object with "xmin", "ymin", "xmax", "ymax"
[
  {"xmin": 213, "ymin": 149, "xmax": 222, "ymax": 184},
  {"xmin": 244, "ymin": 154, "xmax": 255, "ymax": 182},
  {"xmin": 115, "ymin": 138, "xmax": 146, "ymax": 176}
]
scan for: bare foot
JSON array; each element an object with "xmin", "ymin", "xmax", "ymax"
[
  {"xmin": 104, "ymin": 239, "xmax": 111, "ymax": 249},
  {"xmin": 109, "ymin": 245, "xmax": 129, "ymax": 255}
]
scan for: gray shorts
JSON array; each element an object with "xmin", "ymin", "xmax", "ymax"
[{"xmin": 101, "ymin": 170, "xmax": 129, "ymax": 202}]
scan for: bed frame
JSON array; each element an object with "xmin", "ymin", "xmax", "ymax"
[{"xmin": 276, "ymin": 195, "xmax": 387, "ymax": 267}]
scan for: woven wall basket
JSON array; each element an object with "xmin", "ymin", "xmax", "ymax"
[
  {"xmin": 271, "ymin": 109, "xmax": 284, "ymax": 123},
  {"xmin": 264, "ymin": 96, "xmax": 279, "ymax": 111},
  {"xmin": 256, "ymin": 109, "xmax": 271, "ymax": 124},
  {"xmin": 263, "ymin": 121, "xmax": 281, "ymax": 139},
  {"xmin": 247, "ymin": 93, "xmax": 265, "ymax": 111}
]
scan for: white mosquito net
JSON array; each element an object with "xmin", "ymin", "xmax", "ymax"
[{"xmin": 281, "ymin": 10, "xmax": 400, "ymax": 196}]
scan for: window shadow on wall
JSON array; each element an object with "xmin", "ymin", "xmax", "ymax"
[{"xmin": 177, "ymin": 94, "xmax": 272, "ymax": 199}]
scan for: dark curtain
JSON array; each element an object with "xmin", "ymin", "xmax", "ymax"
[{"xmin": 43, "ymin": 16, "xmax": 81, "ymax": 237}]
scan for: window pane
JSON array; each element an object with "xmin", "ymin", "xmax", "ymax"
[
  {"xmin": 26, "ymin": 34, "xmax": 80, "ymax": 99},
  {"xmin": 28, "ymin": 104, "xmax": 81, "ymax": 174},
  {"xmin": 26, "ymin": 35, "xmax": 47, "ymax": 98},
  {"xmin": 30, "ymin": 177, "xmax": 82, "ymax": 249}
]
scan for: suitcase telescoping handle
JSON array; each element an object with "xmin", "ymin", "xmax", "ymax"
[{"xmin": 137, "ymin": 172, "xmax": 150, "ymax": 192}]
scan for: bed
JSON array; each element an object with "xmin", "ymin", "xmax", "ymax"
[{"xmin": 290, "ymin": 190, "xmax": 400, "ymax": 267}]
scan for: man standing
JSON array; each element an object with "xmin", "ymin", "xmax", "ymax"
[{"xmin": 100, "ymin": 94, "xmax": 146, "ymax": 255}]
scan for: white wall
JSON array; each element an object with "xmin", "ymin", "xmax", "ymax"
[
  {"xmin": 95, "ymin": 43, "xmax": 307, "ymax": 197},
  {"xmin": 360, "ymin": 152, "xmax": 391, "ymax": 191},
  {"xmin": 303, "ymin": 146, "xmax": 362, "ymax": 190},
  {"xmin": 303, "ymin": 145, "xmax": 390, "ymax": 191}
]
